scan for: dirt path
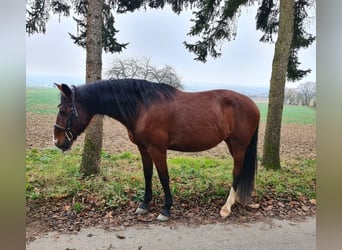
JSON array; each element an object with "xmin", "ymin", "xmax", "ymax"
[{"xmin": 26, "ymin": 216, "xmax": 316, "ymax": 250}]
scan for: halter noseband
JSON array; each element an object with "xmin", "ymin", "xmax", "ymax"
[{"xmin": 54, "ymin": 86, "xmax": 79, "ymax": 142}]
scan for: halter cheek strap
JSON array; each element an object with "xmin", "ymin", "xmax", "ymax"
[
  {"xmin": 54, "ymin": 113, "xmax": 75, "ymax": 141},
  {"xmin": 54, "ymin": 86, "xmax": 79, "ymax": 142}
]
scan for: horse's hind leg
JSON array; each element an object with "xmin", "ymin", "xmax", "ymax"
[
  {"xmin": 135, "ymin": 146, "xmax": 153, "ymax": 215},
  {"xmin": 220, "ymin": 187, "xmax": 238, "ymax": 218},
  {"xmin": 220, "ymin": 139, "xmax": 245, "ymax": 218}
]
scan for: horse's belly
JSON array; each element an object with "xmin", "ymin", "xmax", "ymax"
[
  {"xmin": 168, "ymin": 135, "xmax": 223, "ymax": 152},
  {"xmin": 168, "ymin": 144, "xmax": 218, "ymax": 152},
  {"xmin": 167, "ymin": 119, "xmax": 229, "ymax": 152}
]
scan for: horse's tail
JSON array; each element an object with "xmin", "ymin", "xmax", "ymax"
[{"xmin": 237, "ymin": 125, "xmax": 258, "ymax": 204}]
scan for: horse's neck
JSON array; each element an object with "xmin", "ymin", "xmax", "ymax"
[{"xmin": 85, "ymin": 92, "xmax": 133, "ymax": 128}]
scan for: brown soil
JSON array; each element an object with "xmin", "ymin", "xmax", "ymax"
[
  {"xmin": 26, "ymin": 113, "xmax": 316, "ymax": 242},
  {"xmin": 26, "ymin": 114, "xmax": 316, "ymax": 159}
]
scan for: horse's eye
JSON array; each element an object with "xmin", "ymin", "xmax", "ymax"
[{"xmin": 58, "ymin": 105, "xmax": 67, "ymax": 115}]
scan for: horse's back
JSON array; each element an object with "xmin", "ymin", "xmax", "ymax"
[
  {"xmin": 131, "ymin": 88, "xmax": 259, "ymax": 152},
  {"xmin": 168, "ymin": 89, "xmax": 259, "ymax": 151},
  {"xmin": 175, "ymin": 89, "xmax": 259, "ymax": 122}
]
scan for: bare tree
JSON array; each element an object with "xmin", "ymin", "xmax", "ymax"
[
  {"xmin": 106, "ymin": 57, "xmax": 183, "ymax": 89},
  {"xmin": 297, "ymin": 81, "xmax": 316, "ymax": 106},
  {"xmin": 153, "ymin": 65, "xmax": 181, "ymax": 87},
  {"xmin": 284, "ymin": 87, "xmax": 298, "ymax": 105}
]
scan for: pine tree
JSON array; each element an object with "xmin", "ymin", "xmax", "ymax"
[
  {"xmin": 26, "ymin": 0, "xmax": 196, "ymax": 175},
  {"xmin": 184, "ymin": 0, "xmax": 315, "ymax": 169}
]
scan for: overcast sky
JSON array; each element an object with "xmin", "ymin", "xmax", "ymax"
[{"xmin": 26, "ymin": 4, "xmax": 316, "ymax": 90}]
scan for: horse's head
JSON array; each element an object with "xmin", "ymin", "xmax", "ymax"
[{"xmin": 53, "ymin": 83, "xmax": 90, "ymax": 151}]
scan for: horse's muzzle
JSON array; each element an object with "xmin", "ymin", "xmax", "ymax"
[{"xmin": 54, "ymin": 137, "xmax": 73, "ymax": 152}]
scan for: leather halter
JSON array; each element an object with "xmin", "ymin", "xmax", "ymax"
[{"xmin": 54, "ymin": 87, "xmax": 79, "ymax": 142}]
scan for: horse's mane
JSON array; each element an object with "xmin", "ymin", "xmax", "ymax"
[{"xmin": 75, "ymin": 79, "xmax": 177, "ymax": 122}]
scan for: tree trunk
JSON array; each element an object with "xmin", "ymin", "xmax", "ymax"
[
  {"xmin": 262, "ymin": 0, "xmax": 295, "ymax": 170},
  {"xmin": 80, "ymin": 0, "xmax": 104, "ymax": 175}
]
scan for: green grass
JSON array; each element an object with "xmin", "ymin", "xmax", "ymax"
[
  {"xmin": 167, "ymin": 157, "xmax": 231, "ymax": 202},
  {"xmin": 26, "ymin": 148, "xmax": 316, "ymax": 207},
  {"xmin": 256, "ymin": 158, "xmax": 316, "ymax": 199},
  {"xmin": 256, "ymin": 103, "xmax": 316, "ymax": 125},
  {"xmin": 26, "ymin": 87, "xmax": 59, "ymax": 114}
]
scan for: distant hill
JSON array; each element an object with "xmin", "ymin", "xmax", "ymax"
[
  {"xmin": 26, "ymin": 74, "xmax": 269, "ymax": 98},
  {"xmin": 183, "ymin": 82, "xmax": 269, "ymax": 98},
  {"xmin": 26, "ymin": 74, "xmax": 84, "ymax": 88}
]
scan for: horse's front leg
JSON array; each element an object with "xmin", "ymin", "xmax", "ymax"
[
  {"xmin": 135, "ymin": 147, "xmax": 153, "ymax": 215},
  {"xmin": 148, "ymin": 147, "xmax": 173, "ymax": 221}
]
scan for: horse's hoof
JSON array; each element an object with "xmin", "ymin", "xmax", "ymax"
[
  {"xmin": 220, "ymin": 208, "xmax": 231, "ymax": 218},
  {"xmin": 135, "ymin": 207, "xmax": 148, "ymax": 215},
  {"xmin": 157, "ymin": 213, "xmax": 170, "ymax": 221}
]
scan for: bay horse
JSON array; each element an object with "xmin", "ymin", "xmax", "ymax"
[{"xmin": 53, "ymin": 79, "xmax": 260, "ymax": 221}]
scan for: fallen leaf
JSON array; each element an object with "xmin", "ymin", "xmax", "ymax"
[
  {"xmin": 249, "ymin": 203, "xmax": 260, "ymax": 209},
  {"xmin": 277, "ymin": 202, "xmax": 285, "ymax": 208},
  {"xmin": 105, "ymin": 211, "xmax": 113, "ymax": 219},
  {"xmin": 63, "ymin": 205, "xmax": 70, "ymax": 212},
  {"xmin": 309, "ymin": 199, "xmax": 316, "ymax": 205},
  {"xmin": 301, "ymin": 205, "xmax": 309, "ymax": 212}
]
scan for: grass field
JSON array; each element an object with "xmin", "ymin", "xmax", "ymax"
[
  {"xmin": 26, "ymin": 87, "xmax": 316, "ymax": 125},
  {"xmin": 26, "ymin": 87, "xmax": 59, "ymax": 114},
  {"xmin": 257, "ymin": 103, "xmax": 316, "ymax": 125},
  {"xmin": 26, "ymin": 147, "xmax": 316, "ymax": 208},
  {"xmin": 26, "ymin": 87, "xmax": 316, "ymax": 208}
]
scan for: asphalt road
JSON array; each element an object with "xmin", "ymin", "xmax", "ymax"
[{"xmin": 27, "ymin": 216, "xmax": 316, "ymax": 250}]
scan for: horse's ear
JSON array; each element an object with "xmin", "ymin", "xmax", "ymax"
[{"xmin": 54, "ymin": 83, "xmax": 72, "ymax": 99}]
